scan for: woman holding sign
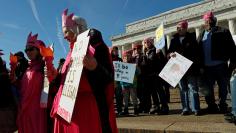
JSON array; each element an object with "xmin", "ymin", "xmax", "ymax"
[
  {"xmin": 50, "ymin": 9, "xmax": 117, "ymax": 133},
  {"xmin": 9, "ymin": 32, "xmax": 57, "ymax": 133}
]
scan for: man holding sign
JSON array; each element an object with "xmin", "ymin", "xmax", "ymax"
[
  {"xmin": 51, "ymin": 9, "xmax": 117, "ymax": 133},
  {"xmin": 167, "ymin": 20, "xmax": 200, "ymax": 116}
]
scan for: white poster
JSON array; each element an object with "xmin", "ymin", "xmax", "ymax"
[
  {"xmin": 113, "ymin": 61, "xmax": 136, "ymax": 84},
  {"xmin": 159, "ymin": 52, "xmax": 193, "ymax": 87},
  {"xmin": 57, "ymin": 30, "xmax": 90, "ymax": 123}
]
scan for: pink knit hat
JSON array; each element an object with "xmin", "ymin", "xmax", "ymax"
[
  {"xmin": 177, "ymin": 20, "xmax": 188, "ymax": 29},
  {"xmin": 143, "ymin": 37, "xmax": 154, "ymax": 45},
  {"xmin": 132, "ymin": 42, "xmax": 142, "ymax": 49},
  {"xmin": 203, "ymin": 11, "xmax": 214, "ymax": 21},
  {"xmin": 122, "ymin": 50, "xmax": 133, "ymax": 57}
]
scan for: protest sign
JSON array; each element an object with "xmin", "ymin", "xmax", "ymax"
[
  {"xmin": 57, "ymin": 30, "xmax": 90, "ymax": 123},
  {"xmin": 113, "ymin": 61, "xmax": 136, "ymax": 84},
  {"xmin": 155, "ymin": 23, "xmax": 165, "ymax": 50},
  {"xmin": 159, "ymin": 52, "xmax": 193, "ymax": 87}
]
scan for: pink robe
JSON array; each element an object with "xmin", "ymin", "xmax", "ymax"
[
  {"xmin": 51, "ymin": 45, "xmax": 117, "ymax": 133},
  {"xmin": 17, "ymin": 60, "xmax": 47, "ymax": 133}
]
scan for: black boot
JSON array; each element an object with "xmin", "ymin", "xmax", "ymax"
[
  {"xmin": 120, "ymin": 108, "xmax": 129, "ymax": 116},
  {"xmin": 158, "ymin": 105, "xmax": 169, "ymax": 115},
  {"xmin": 150, "ymin": 106, "xmax": 160, "ymax": 114},
  {"xmin": 207, "ymin": 104, "xmax": 219, "ymax": 114},
  {"xmin": 218, "ymin": 103, "xmax": 229, "ymax": 114},
  {"xmin": 134, "ymin": 107, "xmax": 139, "ymax": 116},
  {"xmin": 225, "ymin": 113, "xmax": 236, "ymax": 124}
]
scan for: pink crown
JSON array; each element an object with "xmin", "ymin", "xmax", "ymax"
[
  {"xmin": 62, "ymin": 9, "xmax": 77, "ymax": 28},
  {"xmin": 27, "ymin": 32, "xmax": 38, "ymax": 45},
  {"xmin": 26, "ymin": 32, "xmax": 45, "ymax": 49}
]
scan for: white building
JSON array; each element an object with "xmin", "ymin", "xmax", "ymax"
[{"xmin": 111, "ymin": 0, "xmax": 236, "ymax": 55}]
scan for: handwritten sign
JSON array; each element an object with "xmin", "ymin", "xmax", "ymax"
[
  {"xmin": 113, "ymin": 61, "xmax": 136, "ymax": 83},
  {"xmin": 155, "ymin": 22, "xmax": 165, "ymax": 50},
  {"xmin": 159, "ymin": 52, "xmax": 193, "ymax": 87},
  {"xmin": 57, "ymin": 30, "xmax": 90, "ymax": 123}
]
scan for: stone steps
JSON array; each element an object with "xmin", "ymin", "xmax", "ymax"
[{"xmin": 116, "ymin": 87, "xmax": 235, "ymax": 133}]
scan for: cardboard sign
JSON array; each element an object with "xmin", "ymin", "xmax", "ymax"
[
  {"xmin": 113, "ymin": 61, "xmax": 136, "ymax": 84},
  {"xmin": 159, "ymin": 52, "xmax": 193, "ymax": 87},
  {"xmin": 57, "ymin": 30, "xmax": 90, "ymax": 123}
]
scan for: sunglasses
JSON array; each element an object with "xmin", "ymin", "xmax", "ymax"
[{"xmin": 24, "ymin": 47, "xmax": 36, "ymax": 52}]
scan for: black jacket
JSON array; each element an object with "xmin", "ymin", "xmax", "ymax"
[
  {"xmin": 15, "ymin": 58, "xmax": 28, "ymax": 80},
  {"xmin": 112, "ymin": 55, "xmax": 122, "ymax": 62},
  {"xmin": 198, "ymin": 26, "xmax": 236, "ymax": 73},
  {"xmin": 87, "ymin": 29, "xmax": 113, "ymax": 133},
  {"xmin": 168, "ymin": 32, "xmax": 200, "ymax": 76},
  {"xmin": 142, "ymin": 46, "xmax": 163, "ymax": 77},
  {"xmin": 0, "ymin": 72, "xmax": 15, "ymax": 108}
]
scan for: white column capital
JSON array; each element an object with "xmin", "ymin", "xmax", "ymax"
[
  {"xmin": 228, "ymin": 19, "xmax": 236, "ymax": 35},
  {"xmin": 195, "ymin": 27, "xmax": 202, "ymax": 39},
  {"xmin": 166, "ymin": 34, "xmax": 172, "ymax": 49}
]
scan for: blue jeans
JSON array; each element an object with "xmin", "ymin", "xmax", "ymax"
[
  {"xmin": 179, "ymin": 76, "xmax": 200, "ymax": 112},
  {"xmin": 204, "ymin": 63, "xmax": 229, "ymax": 108},
  {"xmin": 231, "ymin": 74, "xmax": 236, "ymax": 116}
]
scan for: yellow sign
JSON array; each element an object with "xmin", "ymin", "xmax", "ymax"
[
  {"xmin": 155, "ymin": 23, "xmax": 165, "ymax": 49},
  {"xmin": 156, "ymin": 24, "xmax": 164, "ymax": 41}
]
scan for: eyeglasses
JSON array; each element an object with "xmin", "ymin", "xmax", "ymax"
[{"xmin": 24, "ymin": 47, "xmax": 36, "ymax": 52}]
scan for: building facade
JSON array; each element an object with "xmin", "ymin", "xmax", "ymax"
[{"xmin": 111, "ymin": 0, "xmax": 236, "ymax": 55}]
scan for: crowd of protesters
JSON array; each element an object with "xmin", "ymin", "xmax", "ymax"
[
  {"xmin": 0, "ymin": 10, "xmax": 236, "ymax": 133},
  {"xmin": 111, "ymin": 11, "xmax": 236, "ymax": 123}
]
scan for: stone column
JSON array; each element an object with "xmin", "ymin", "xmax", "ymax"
[
  {"xmin": 118, "ymin": 46, "xmax": 122, "ymax": 58},
  {"xmin": 166, "ymin": 34, "xmax": 171, "ymax": 49},
  {"xmin": 121, "ymin": 45, "xmax": 125, "ymax": 55},
  {"xmin": 228, "ymin": 19, "xmax": 236, "ymax": 35},
  {"xmin": 195, "ymin": 27, "xmax": 201, "ymax": 39},
  {"xmin": 127, "ymin": 43, "xmax": 132, "ymax": 50}
]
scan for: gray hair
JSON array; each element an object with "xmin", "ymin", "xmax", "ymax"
[{"xmin": 71, "ymin": 15, "xmax": 88, "ymax": 35}]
